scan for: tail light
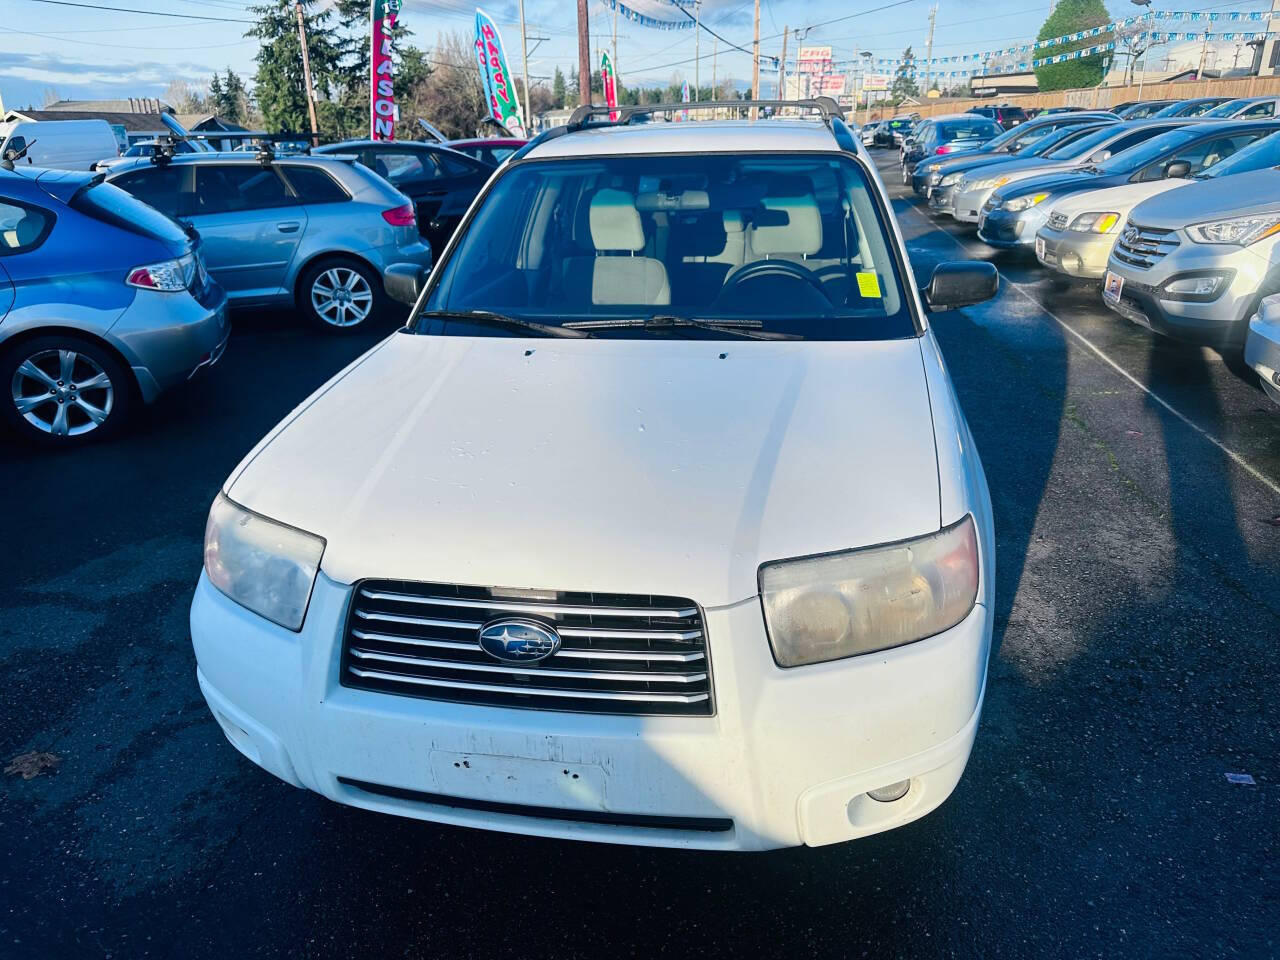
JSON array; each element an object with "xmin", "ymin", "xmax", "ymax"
[
  {"xmin": 935, "ymin": 145, "xmax": 953, "ymax": 155},
  {"xmin": 382, "ymin": 204, "xmax": 416, "ymax": 227},
  {"xmin": 126, "ymin": 253, "xmax": 196, "ymax": 292}
]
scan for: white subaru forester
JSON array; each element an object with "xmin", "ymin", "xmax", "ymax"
[{"xmin": 191, "ymin": 100, "xmax": 999, "ymax": 850}]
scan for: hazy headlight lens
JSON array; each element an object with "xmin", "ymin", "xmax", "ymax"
[
  {"xmin": 939, "ymin": 172, "xmax": 962, "ymax": 187},
  {"xmin": 760, "ymin": 515, "xmax": 980, "ymax": 668},
  {"xmin": 1187, "ymin": 215, "xmax": 1280, "ymax": 246},
  {"xmin": 203, "ymin": 493, "xmax": 326, "ymax": 631},
  {"xmin": 1005, "ymin": 192, "xmax": 1049, "ymax": 213},
  {"xmin": 1069, "ymin": 211, "xmax": 1120, "ymax": 233},
  {"xmin": 970, "ymin": 175, "xmax": 1008, "ymax": 191}
]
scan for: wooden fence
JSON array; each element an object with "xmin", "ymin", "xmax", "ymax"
[{"xmin": 863, "ymin": 74, "xmax": 1280, "ymax": 122}]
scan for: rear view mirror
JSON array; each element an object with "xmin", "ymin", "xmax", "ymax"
[
  {"xmin": 923, "ymin": 261, "xmax": 999, "ymax": 311},
  {"xmin": 384, "ymin": 263, "xmax": 428, "ymax": 305},
  {"xmin": 1164, "ymin": 160, "xmax": 1192, "ymax": 178},
  {"xmin": 1089, "ymin": 149, "xmax": 1112, "ymax": 163}
]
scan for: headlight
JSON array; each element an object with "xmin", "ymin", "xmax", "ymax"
[
  {"xmin": 1187, "ymin": 215, "xmax": 1280, "ymax": 246},
  {"xmin": 1004, "ymin": 192, "xmax": 1050, "ymax": 213},
  {"xmin": 203, "ymin": 493, "xmax": 326, "ymax": 631},
  {"xmin": 1160, "ymin": 272, "xmax": 1233, "ymax": 302},
  {"xmin": 1069, "ymin": 211, "xmax": 1120, "ymax": 234},
  {"xmin": 969, "ymin": 175, "xmax": 1008, "ymax": 191},
  {"xmin": 940, "ymin": 172, "xmax": 962, "ymax": 187},
  {"xmin": 759, "ymin": 515, "xmax": 979, "ymax": 668}
]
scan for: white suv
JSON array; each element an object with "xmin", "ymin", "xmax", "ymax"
[{"xmin": 191, "ymin": 101, "xmax": 999, "ymax": 850}]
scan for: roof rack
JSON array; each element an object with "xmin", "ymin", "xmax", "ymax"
[
  {"xmin": 564, "ymin": 97, "xmax": 845, "ymax": 130},
  {"xmin": 510, "ymin": 97, "xmax": 853, "ymax": 163}
]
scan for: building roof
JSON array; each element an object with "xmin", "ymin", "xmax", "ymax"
[
  {"xmin": 44, "ymin": 98, "xmax": 173, "ymax": 114},
  {"xmin": 173, "ymin": 113, "xmax": 250, "ymax": 133},
  {"xmin": 526, "ymin": 119, "xmax": 845, "ymax": 159},
  {"xmin": 3, "ymin": 109, "xmax": 172, "ymax": 132}
]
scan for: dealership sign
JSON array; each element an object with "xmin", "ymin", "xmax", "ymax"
[
  {"xmin": 370, "ymin": 0, "xmax": 401, "ymax": 139},
  {"xmin": 862, "ymin": 72, "xmax": 892, "ymax": 91},
  {"xmin": 474, "ymin": 9, "xmax": 527, "ymax": 137},
  {"xmin": 797, "ymin": 45, "xmax": 832, "ymax": 73}
]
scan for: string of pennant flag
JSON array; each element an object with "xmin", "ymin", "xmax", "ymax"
[
  {"xmin": 874, "ymin": 9, "xmax": 1277, "ymax": 72},
  {"xmin": 596, "ymin": 0, "xmax": 696, "ymax": 30}
]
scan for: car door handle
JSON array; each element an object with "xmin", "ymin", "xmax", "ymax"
[
  {"xmin": 423, "ymin": 190, "xmax": 447, "ymax": 198},
  {"xmin": 276, "ymin": 221, "xmax": 301, "ymax": 233}
]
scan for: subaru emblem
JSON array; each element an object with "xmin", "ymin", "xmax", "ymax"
[{"xmin": 477, "ymin": 619, "xmax": 561, "ymax": 663}]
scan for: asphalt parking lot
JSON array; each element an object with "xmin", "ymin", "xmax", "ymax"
[{"xmin": 2, "ymin": 150, "xmax": 1278, "ymax": 959}]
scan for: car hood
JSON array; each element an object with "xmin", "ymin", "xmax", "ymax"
[
  {"xmin": 227, "ymin": 334, "xmax": 943, "ymax": 607},
  {"xmin": 1050, "ymin": 178, "xmax": 1190, "ymax": 218},
  {"xmin": 1128, "ymin": 167, "xmax": 1280, "ymax": 228},
  {"xmin": 993, "ymin": 168, "xmax": 1117, "ymax": 202},
  {"xmin": 925, "ymin": 151, "xmax": 1006, "ymax": 178}
]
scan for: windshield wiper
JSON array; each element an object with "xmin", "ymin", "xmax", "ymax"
[
  {"xmin": 563, "ymin": 316, "xmax": 800, "ymax": 340},
  {"xmin": 422, "ymin": 310, "xmax": 590, "ymax": 339}
]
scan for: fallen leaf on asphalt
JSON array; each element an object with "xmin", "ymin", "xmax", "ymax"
[
  {"xmin": 1125, "ymin": 430, "xmax": 1143, "ymax": 438},
  {"xmin": 1224, "ymin": 772, "xmax": 1256, "ymax": 785},
  {"xmin": 4, "ymin": 751, "xmax": 61, "ymax": 780},
  {"xmin": 1265, "ymin": 514, "xmax": 1280, "ymax": 527}
]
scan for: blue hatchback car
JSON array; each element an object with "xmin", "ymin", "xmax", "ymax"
[{"xmin": 0, "ymin": 167, "xmax": 229, "ymax": 445}]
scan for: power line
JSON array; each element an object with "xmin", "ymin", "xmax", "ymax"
[{"xmin": 13, "ymin": 0, "xmax": 256, "ymax": 21}]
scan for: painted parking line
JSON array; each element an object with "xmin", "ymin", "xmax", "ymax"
[{"xmin": 899, "ymin": 201, "xmax": 1280, "ymax": 499}]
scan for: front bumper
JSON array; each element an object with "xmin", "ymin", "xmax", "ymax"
[
  {"xmin": 1245, "ymin": 310, "xmax": 1280, "ymax": 406},
  {"xmin": 1035, "ymin": 225, "xmax": 1116, "ymax": 280},
  {"xmin": 1101, "ymin": 245, "xmax": 1267, "ymax": 346},
  {"xmin": 108, "ymin": 280, "xmax": 230, "ymax": 403},
  {"xmin": 191, "ymin": 571, "xmax": 991, "ymax": 851},
  {"xmin": 927, "ymin": 183, "xmax": 958, "ymax": 216},
  {"xmin": 952, "ymin": 186, "xmax": 994, "ymax": 224},
  {"xmin": 978, "ymin": 204, "xmax": 1047, "ymax": 248}
]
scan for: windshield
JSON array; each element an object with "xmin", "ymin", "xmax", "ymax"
[
  {"xmin": 417, "ymin": 152, "xmax": 914, "ymax": 341},
  {"xmin": 1197, "ymin": 129, "xmax": 1280, "ymax": 178},
  {"xmin": 1202, "ymin": 100, "xmax": 1248, "ymax": 118},
  {"xmin": 1092, "ymin": 127, "xmax": 1200, "ymax": 174},
  {"xmin": 937, "ymin": 119, "xmax": 1001, "ymax": 142},
  {"xmin": 1026, "ymin": 123, "xmax": 1106, "ymax": 158},
  {"xmin": 1003, "ymin": 120, "xmax": 1082, "ymax": 153},
  {"xmin": 888, "ymin": 118, "xmax": 915, "ymax": 131}
]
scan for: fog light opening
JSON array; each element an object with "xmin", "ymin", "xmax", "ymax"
[{"xmin": 867, "ymin": 779, "xmax": 912, "ymax": 803}]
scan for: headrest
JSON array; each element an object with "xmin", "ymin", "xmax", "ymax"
[
  {"xmin": 722, "ymin": 210, "xmax": 745, "ymax": 234},
  {"xmin": 590, "ymin": 188, "xmax": 645, "ymax": 252},
  {"xmin": 750, "ymin": 195, "xmax": 822, "ymax": 256}
]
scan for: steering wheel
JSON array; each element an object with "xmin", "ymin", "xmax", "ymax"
[{"xmin": 713, "ymin": 259, "xmax": 834, "ymax": 311}]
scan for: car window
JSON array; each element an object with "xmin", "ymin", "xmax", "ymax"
[
  {"xmin": 1090, "ymin": 126, "xmax": 1171, "ymax": 159},
  {"xmin": 936, "ymin": 119, "xmax": 1000, "ymax": 142},
  {"xmin": 194, "ymin": 164, "xmax": 293, "ymax": 214},
  {"xmin": 1198, "ymin": 130, "xmax": 1280, "ymax": 178},
  {"xmin": 485, "ymin": 146, "xmax": 517, "ymax": 164},
  {"xmin": 1136, "ymin": 132, "xmax": 1270, "ymax": 181},
  {"xmin": 1239, "ymin": 101, "xmax": 1276, "ymax": 118},
  {"xmin": 69, "ymin": 182, "xmax": 189, "ymax": 244},
  {"xmin": 1039, "ymin": 124, "xmax": 1113, "ymax": 159},
  {"xmin": 1202, "ymin": 100, "xmax": 1247, "ymax": 118},
  {"xmin": 367, "ymin": 149, "xmax": 440, "ymax": 184},
  {"xmin": 1094, "ymin": 127, "xmax": 1201, "ymax": 174},
  {"xmin": 0, "ymin": 198, "xmax": 53, "ymax": 254},
  {"xmin": 111, "ymin": 165, "xmax": 196, "ymax": 218},
  {"xmin": 420, "ymin": 153, "xmax": 914, "ymax": 341},
  {"xmin": 280, "ymin": 165, "xmax": 349, "ymax": 203}
]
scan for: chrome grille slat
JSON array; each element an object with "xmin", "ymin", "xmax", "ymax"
[
  {"xmin": 348, "ymin": 668, "xmax": 711, "ymax": 704},
  {"xmin": 349, "ymin": 647, "xmax": 708, "ymax": 683},
  {"xmin": 342, "ymin": 580, "xmax": 713, "ymax": 716},
  {"xmin": 1113, "ymin": 220, "xmax": 1179, "ymax": 269},
  {"xmin": 358, "ymin": 587, "xmax": 697, "ymax": 619},
  {"xmin": 1048, "ymin": 211, "xmax": 1068, "ymax": 231}
]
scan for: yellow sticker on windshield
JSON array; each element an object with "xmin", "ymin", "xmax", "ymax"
[{"xmin": 856, "ymin": 272, "xmax": 882, "ymax": 298}]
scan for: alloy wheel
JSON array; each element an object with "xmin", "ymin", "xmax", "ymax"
[
  {"xmin": 311, "ymin": 267, "xmax": 374, "ymax": 328},
  {"xmin": 10, "ymin": 348, "xmax": 114, "ymax": 437}
]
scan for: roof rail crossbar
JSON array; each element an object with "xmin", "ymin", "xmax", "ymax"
[{"xmin": 565, "ymin": 97, "xmax": 845, "ymax": 131}]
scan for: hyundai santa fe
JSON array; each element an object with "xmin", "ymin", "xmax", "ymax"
[{"xmin": 190, "ymin": 102, "xmax": 999, "ymax": 850}]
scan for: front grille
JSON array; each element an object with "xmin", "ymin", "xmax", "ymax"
[
  {"xmin": 341, "ymin": 580, "xmax": 713, "ymax": 716},
  {"xmin": 1048, "ymin": 211, "xmax": 1069, "ymax": 231},
  {"xmin": 1112, "ymin": 221, "xmax": 1179, "ymax": 269}
]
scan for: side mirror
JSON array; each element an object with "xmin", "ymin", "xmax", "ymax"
[
  {"xmin": 2, "ymin": 136, "xmax": 26, "ymax": 160},
  {"xmin": 384, "ymin": 262, "xmax": 428, "ymax": 305},
  {"xmin": 923, "ymin": 261, "xmax": 999, "ymax": 311},
  {"xmin": 1089, "ymin": 149, "xmax": 1112, "ymax": 163},
  {"xmin": 1164, "ymin": 159, "xmax": 1192, "ymax": 179}
]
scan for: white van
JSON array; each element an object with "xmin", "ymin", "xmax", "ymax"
[{"xmin": 0, "ymin": 119, "xmax": 120, "ymax": 171}]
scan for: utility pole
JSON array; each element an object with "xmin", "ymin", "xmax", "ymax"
[
  {"xmin": 923, "ymin": 3, "xmax": 937, "ymax": 97},
  {"xmin": 695, "ymin": 1, "xmax": 701, "ymax": 101},
  {"xmin": 577, "ymin": 0, "xmax": 591, "ymax": 105},
  {"xmin": 1197, "ymin": 27, "xmax": 1210, "ymax": 86},
  {"xmin": 712, "ymin": 36, "xmax": 718, "ymax": 99},
  {"xmin": 612, "ymin": 4, "xmax": 618, "ymax": 81},
  {"xmin": 778, "ymin": 24, "xmax": 788, "ymax": 101},
  {"xmin": 518, "ymin": 0, "xmax": 531, "ymax": 132},
  {"xmin": 751, "ymin": 0, "xmax": 760, "ymax": 116},
  {"xmin": 294, "ymin": 1, "xmax": 319, "ymax": 146}
]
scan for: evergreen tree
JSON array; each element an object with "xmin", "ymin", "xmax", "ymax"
[
  {"xmin": 247, "ymin": 0, "xmax": 345, "ymax": 135},
  {"xmin": 222, "ymin": 69, "xmax": 248, "ymax": 125},
  {"xmin": 552, "ymin": 66, "xmax": 567, "ymax": 108},
  {"xmin": 209, "ymin": 73, "xmax": 224, "ymax": 113},
  {"xmin": 891, "ymin": 46, "xmax": 919, "ymax": 101},
  {"xmin": 1033, "ymin": 0, "xmax": 1110, "ymax": 91}
]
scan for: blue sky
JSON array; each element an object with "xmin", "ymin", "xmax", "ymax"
[{"xmin": 0, "ymin": 0, "xmax": 1272, "ymax": 111}]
